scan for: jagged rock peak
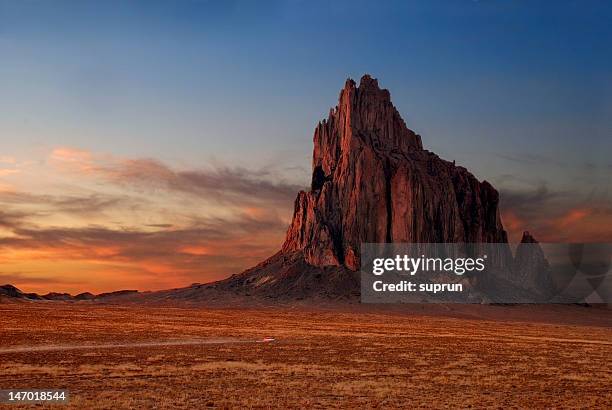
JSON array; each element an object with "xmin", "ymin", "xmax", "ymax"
[
  {"xmin": 514, "ymin": 231, "xmax": 555, "ymax": 296},
  {"xmin": 520, "ymin": 231, "xmax": 538, "ymax": 243},
  {"xmin": 283, "ymin": 75, "xmax": 508, "ymax": 270},
  {"xmin": 358, "ymin": 73, "xmax": 379, "ymax": 87},
  {"xmin": 312, "ymin": 74, "xmax": 423, "ymax": 180},
  {"xmin": 342, "ymin": 74, "xmax": 385, "ymax": 96}
]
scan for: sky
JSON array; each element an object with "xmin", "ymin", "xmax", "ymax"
[{"xmin": 1, "ymin": 0, "xmax": 611, "ymax": 294}]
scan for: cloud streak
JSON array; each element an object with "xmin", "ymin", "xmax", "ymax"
[
  {"xmin": 500, "ymin": 184, "xmax": 612, "ymax": 242},
  {"xmin": 50, "ymin": 147, "xmax": 304, "ymax": 206},
  {"xmin": 0, "ymin": 190, "xmax": 130, "ymax": 217}
]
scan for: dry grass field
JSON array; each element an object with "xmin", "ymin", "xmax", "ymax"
[{"xmin": 0, "ymin": 303, "xmax": 610, "ymax": 409}]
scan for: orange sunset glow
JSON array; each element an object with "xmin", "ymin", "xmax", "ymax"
[
  {"xmin": 0, "ymin": 141, "xmax": 611, "ymax": 295},
  {"xmin": 0, "ymin": 147, "xmax": 300, "ymax": 294},
  {"xmin": 1, "ymin": 145, "xmax": 611, "ymax": 294}
]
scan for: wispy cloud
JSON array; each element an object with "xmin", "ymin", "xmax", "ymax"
[
  {"xmin": 0, "ymin": 169, "xmax": 20, "ymax": 177},
  {"xmin": 50, "ymin": 147, "xmax": 304, "ymax": 206},
  {"xmin": 500, "ymin": 184, "xmax": 566, "ymax": 220},
  {"xmin": 496, "ymin": 153, "xmax": 564, "ymax": 167},
  {"xmin": 0, "ymin": 156, "xmax": 17, "ymax": 165},
  {"xmin": 0, "ymin": 190, "xmax": 129, "ymax": 217},
  {"xmin": 500, "ymin": 184, "xmax": 612, "ymax": 242},
  {"xmin": 0, "ymin": 210, "xmax": 29, "ymax": 229}
]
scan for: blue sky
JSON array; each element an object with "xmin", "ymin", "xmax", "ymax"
[
  {"xmin": 1, "ymin": 0, "xmax": 611, "ymax": 292},
  {"xmin": 2, "ymin": 1, "xmax": 611, "ymax": 174}
]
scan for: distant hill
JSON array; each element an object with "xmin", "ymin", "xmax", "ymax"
[{"xmin": 0, "ymin": 284, "xmax": 139, "ymax": 302}]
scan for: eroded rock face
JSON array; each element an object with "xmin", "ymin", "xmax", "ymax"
[{"xmin": 282, "ymin": 75, "xmax": 508, "ymax": 270}]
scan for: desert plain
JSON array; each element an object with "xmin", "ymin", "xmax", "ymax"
[{"xmin": 0, "ymin": 302, "xmax": 610, "ymax": 409}]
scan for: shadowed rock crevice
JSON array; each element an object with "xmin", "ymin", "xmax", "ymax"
[
  {"xmin": 384, "ymin": 157, "xmax": 393, "ymax": 243},
  {"xmin": 311, "ymin": 165, "xmax": 330, "ymax": 191}
]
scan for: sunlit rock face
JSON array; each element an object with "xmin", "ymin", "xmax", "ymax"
[{"xmin": 282, "ymin": 74, "xmax": 508, "ymax": 270}]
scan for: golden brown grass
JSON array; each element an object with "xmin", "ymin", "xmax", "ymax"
[{"xmin": 0, "ymin": 304, "xmax": 610, "ymax": 409}]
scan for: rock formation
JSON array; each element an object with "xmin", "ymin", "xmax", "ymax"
[
  {"xmin": 282, "ymin": 75, "xmax": 508, "ymax": 270},
  {"xmin": 513, "ymin": 231, "xmax": 556, "ymax": 298},
  {"xmin": 1, "ymin": 76, "xmax": 562, "ymax": 303},
  {"xmin": 216, "ymin": 75, "xmax": 510, "ymax": 298}
]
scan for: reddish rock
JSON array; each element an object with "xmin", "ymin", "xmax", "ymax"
[
  {"xmin": 213, "ymin": 74, "xmax": 512, "ymax": 299},
  {"xmin": 283, "ymin": 75, "xmax": 508, "ymax": 270}
]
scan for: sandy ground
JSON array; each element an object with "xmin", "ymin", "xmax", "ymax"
[{"xmin": 0, "ymin": 303, "xmax": 610, "ymax": 409}]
